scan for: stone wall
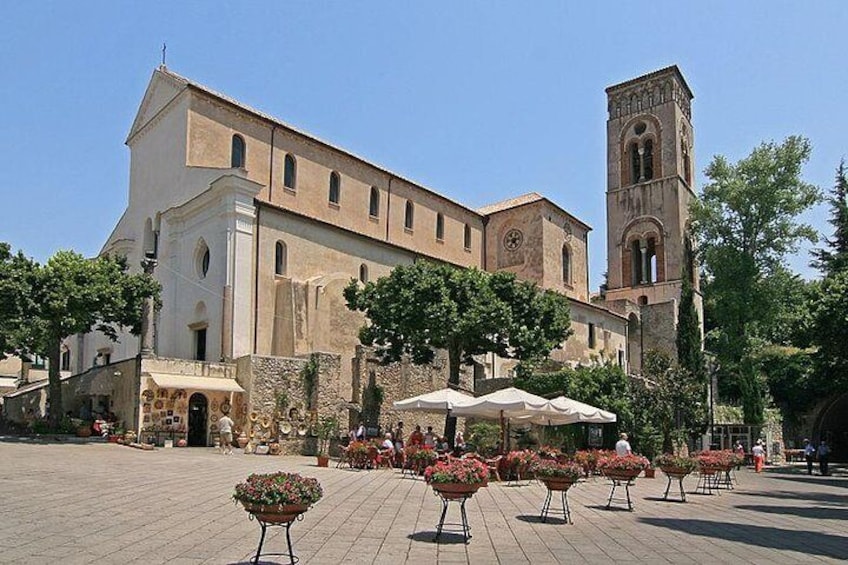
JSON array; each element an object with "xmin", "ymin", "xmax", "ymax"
[
  {"xmin": 352, "ymin": 346, "xmax": 473, "ymax": 439},
  {"xmin": 235, "ymin": 352, "xmax": 346, "ymax": 455}
]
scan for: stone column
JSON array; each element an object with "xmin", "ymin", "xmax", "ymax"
[
  {"xmin": 639, "ymin": 244, "xmax": 648, "ymax": 284},
  {"xmin": 140, "ymin": 255, "xmax": 158, "ymax": 358}
]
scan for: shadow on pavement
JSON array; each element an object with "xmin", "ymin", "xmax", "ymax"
[
  {"xmin": 734, "ymin": 490, "xmax": 848, "ymax": 506},
  {"xmin": 515, "ymin": 514, "xmax": 568, "ymax": 525},
  {"xmin": 638, "ymin": 518, "xmax": 848, "ymax": 560},
  {"xmin": 0, "ymin": 435, "xmax": 107, "ymax": 446},
  {"xmin": 643, "ymin": 496, "xmax": 686, "ymax": 503},
  {"xmin": 734, "ymin": 504, "xmax": 848, "ymax": 520},
  {"xmin": 408, "ymin": 531, "xmax": 468, "ymax": 545}
]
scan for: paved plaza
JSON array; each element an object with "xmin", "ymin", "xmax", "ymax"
[{"xmin": 0, "ymin": 440, "xmax": 846, "ymax": 564}]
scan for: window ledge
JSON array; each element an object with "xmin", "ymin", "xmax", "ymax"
[
  {"xmin": 404, "ymin": 227, "xmax": 414, "ymax": 235},
  {"xmin": 436, "ymin": 237, "xmax": 444, "ymax": 244},
  {"xmin": 328, "ymin": 201, "xmax": 340, "ymax": 210},
  {"xmin": 283, "ymin": 186, "xmax": 296, "ymax": 195},
  {"xmin": 368, "ymin": 214, "xmax": 380, "ymax": 223}
]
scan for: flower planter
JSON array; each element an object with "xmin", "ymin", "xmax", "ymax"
[
  {"xmin": 540, "ymin": 477, "xmax": 575, "ymax": 492},
  {"xmin": 431, "ymin": 482, "xmax": 481, "ymax": 500},
  {"xmin": 107, "ymin": 435, "xmax": 121, "ymax": 443},
  {"xmin": 76, "ymin": 426, "xmax": 92, "ymax": 438},
  {"xmin": 644, "ymin": 467, "xmax": 656, "ymax": 479},
  {"xmin": 603, "ymin": 469, "xmax": 641, "ymax": 482},
  {"xmin": 317, "ymin": 455, "xmax": 329, "ymax": 467},
  {"xmin": 660, "ymin": 466, "xmax": 693, "ymax": 478},
  {"xmin": 240, "ymin": 501, "xmax": 309, "ymax": 524}
]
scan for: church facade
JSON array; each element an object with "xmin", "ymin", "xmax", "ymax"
[{"xmin": 4, "ymin": 65, "xmax": 700, "ymax": 447}]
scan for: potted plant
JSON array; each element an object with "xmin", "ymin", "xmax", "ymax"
[
  {"xmin": 654, "ymin": 453, "xmax": 698, "ymax": 478},
  {"xmin": 467, "ymin": 422, "xmax": 500, "ymax": 457},
  {"xmin": 407, "ymin": 446, "xmax": 438, "ymax": 474},
  {"xmin": 597, "ymin": 454, "xmax": 650, "ymax": 481},
  {"xmin": 233, "ymin": 472, "xmax": 323, "ymax": 524},
  {"xmin": 638, "ymin": 427, "xmax": 662, "ymax": 478},
  {"xmin": 505, "ymin": 449, "xmax": 541, "ymax": 480},
  {"xmin": 424, "ymin": 457, "xmax": 488, "ymax": 499},
  {"xmin": 315, "ymin": 415, "xmax": 338, "ymax": 467},
  {"xmin": 532, "ymin": 459, "xmax": 582, "ymax": 491},
  {"xmin": 347, "ymin": 440, "xmax": 371, "ymax": 469}
]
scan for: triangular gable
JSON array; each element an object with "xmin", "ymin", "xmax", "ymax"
[{"xmin": 125, "ymin": 66, "xmax": 187, "ymax": 144}]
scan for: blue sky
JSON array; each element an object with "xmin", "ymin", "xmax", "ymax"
[{"xmin": 1, "ymin": 2, "xmax": 846, "ymax": 290}]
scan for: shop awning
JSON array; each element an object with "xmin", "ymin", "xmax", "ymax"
[{"xmin": 148, "ymin": 373, "xmax": 245, "ymax": 393}]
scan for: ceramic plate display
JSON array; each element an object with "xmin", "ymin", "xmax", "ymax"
[
  {"xmin": 142, "ymin": 404, "xmax": 151, "ymax": 413},
  {"xmin": 210, "ymin": 424, "xmax": 218, "ymax": 432},
  {"xmin": 142, "ymin": 390, "xmax": 154, "ymax": 401},
  {"xmin": 210, "ymin": 414, "xmax": 218, "ymax": 423},
  {"xmin": 249, "ymin": 411, "xmax": 259, "ymax": 423},
  {"xmin": 211, "ymin": 400, "xmax": 219, "ymax": 412},
  {"xmin": 221, "ymin": 402, "xmax": 231, "ymax": 414},
  {"xmin": 308, "ymin": 424, "xmax": 317, "ymax": 437},
  {"xmin": 280, "ymin": 422, "xmax": 292, "ymax": 435},
  {"xmin": 260, "ymin": 415, "xmax": 271, "ymax": 429},
  {"xmin": 154, "ymin": 399, "xmax": 164, "ymax": 410},
  {"xmin": 297, "ymin": 424, "xmax": 307, "ymax": 436}
]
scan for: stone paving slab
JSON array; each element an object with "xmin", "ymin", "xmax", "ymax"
[{"xmin": 0, "ymin": 441, "xmax": 846, "ymax": 564}]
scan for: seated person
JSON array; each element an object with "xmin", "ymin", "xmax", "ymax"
[
  {"xmin": 436, "ymin": 436, "xmax": 450, "ymax": 452},
  {"xmin": 381, "ymin": 433, "xmax": 395, "ymax": 453}
]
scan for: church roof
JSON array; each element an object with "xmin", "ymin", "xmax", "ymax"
[
  {"xmin": 605, "ymin": 64, "xmax": 694, "ymax": 100},
  {"xmin": 478, "ymin": 192, "xmax": 592, "ymax": 231}
]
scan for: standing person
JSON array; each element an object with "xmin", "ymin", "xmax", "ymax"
[
  {"xmin": 355, "ymin": 421, "xmax": 366, "ymax": 441},
  {"xmin": 615, "ymin": 433, "xmax": 632, "ymax": 457},
  {"xmin": 218, "ymin": 408, "xmax": 235, "ymax": 455},
  {"xmin": 752, "ymin": 440, "xmax": 765, "ymax": 473},
  {"xmin": 818, "ymin": 440, "xmax": 830, "ymax": 476},
  {"xmin": 734, "ymin": 441, "xmax": 745, "ymax": 469},
  {"xmin": 409, "ymin": 425, "xmax": 424, "ymax": 447},
  {"xmin": 803, "ymin": 439, "xmax": 816, "ymax": 475},
  {"xmin": 423, "ymin": 426, "xmax": 437, "ymax": 449},
  {"xmin": 454, "ymin": 431, "xmax": 466, "ymax": 455},
  {"xmin": 394, "ymin": 422, "xmax": 405, "ymax": 451}
]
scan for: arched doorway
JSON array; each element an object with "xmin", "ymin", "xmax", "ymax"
[
  {"xmin": 814, "ymin": 392, "xmax": 848, "ymax": 462},
  {"xmin": 188, "ymin": 393, "xmax": 208, "ymax": 447}
]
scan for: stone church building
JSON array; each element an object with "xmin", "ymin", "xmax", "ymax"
[{"xmin": 3, "ymin": 65, "xmax": 701, "ymax": 448}]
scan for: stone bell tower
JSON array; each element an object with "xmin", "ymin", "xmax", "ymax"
[{"xmin": 602, "ymin": 65, "xmax": 702, "ymax": 367}]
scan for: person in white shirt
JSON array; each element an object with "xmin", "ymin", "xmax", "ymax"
[
  {"xmin": 423, "ymin": 426, "xmax": 437, "ymax": 449},
  {"xmin": 381, "ymin": 433, "xmax": 395, "ymax": 452},
  {"xmin": 803, "ymin": 439, "xmax": 816, "ymax": 475},
  {"xmin": 752, "ymin": 441, "xmax": 765, "ymax": 472},
  {"xmin": 218, "ymin": 409, "xmax": 235, "ymax": 455},
  {"xmin": 615, "ymin": 433, "xmax": 632, "ymax": 457}
]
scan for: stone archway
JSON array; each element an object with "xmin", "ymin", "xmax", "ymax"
[{"xmin": 813, "ymin": 392, "xmax": 848, "ymax": 462}]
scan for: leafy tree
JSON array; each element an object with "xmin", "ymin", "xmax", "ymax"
[
  {"xmin": 691, "ymin": 136, "xmax": 820, "ymax": 359},
  {"xmin": 811, "ymin": 160, "xmax": 848, "ymax": 275},
  {"xmin": 630, "ymin": 351, "xmax": 708, "ymax": 452},
  {"xmin": 0, "ymin": 247, "xmax": 160, "ymax": 429},
  {"xmin": 0, "ymin": 244, "xmax": 37, "ymax": 360},
  {"xmin": 676, "ymin": 266, "xmax": 704, "ymax": 379},
  {"xmin": 811, "ymin": 270, "xmax": 848, "ymax": 381},
  {"xmin": 344, "ymin": 260, "xmax": 572, "ymax": 442},
  {"xmin": 690, "ymin": 136, "xmax": 821, "ymax": 420}
]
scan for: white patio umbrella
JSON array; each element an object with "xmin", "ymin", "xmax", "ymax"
[
  {"xmin": 392, "ymin": 388, "xmax": 475, "ymax": 413},
  {"xmin": 451, "ymin": 387, "xmax": 554, "ymax": 450},
  {"xmin": 515, "ymin": 396, "xmax": 617, "ymax": 426}
]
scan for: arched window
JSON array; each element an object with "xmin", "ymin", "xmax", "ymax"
[
  {"xmin": 631, "ymin": 239, "xmax": 642, "ymax": 285},
  {"xmin": 404, "ymin": 201, "xmax": 414, "ymax": 230},
  {"xmin": 562, "ymin": 245, "xmax": 571, "ymax": 285},
  {"xmin": 328, "ymin": 172, "xmax": 341, "ymax": 204},
  {"xmin": 463, "ymin": 224, "xmax": 471, "ymax": 249},
  {"xmin": 284, "ymin": 154, "xmax": 296, "ymax": 190},
  {"xmin": 196, "ymin": 240, "xmax": 210, "ymax": 279},
  {"xmin": 436, "ymin": 213, "xmax": 445, "ymax": 240},
  {"xmin": 369, "ymin": 187, "xmax": 380, "ymax": 217},
  {"xmin": 275, "ymin": 241, "xmax": 287, "ymax": 276},
  {"xmin": 682, "ymin": 140, "xmax": 692, "ymax": 186},
  {"xmin": 231, "ymin": 135, "xmax": 246, "ymax": 168},
  {"xmin": 643, "ymin": 139, "xmax": 654, "ymax": 181},
  {"xmin": 359, "ymin": 264, "xmax": 368, "ymax": 283},
  {"xmin": 630, "ymin": 142, "xmax": 640, "ymax": 184}
]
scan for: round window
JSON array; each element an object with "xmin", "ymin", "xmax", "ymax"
[{"xmin": 634, "ymin": 122, "xmax": 647, "ymax": 135}]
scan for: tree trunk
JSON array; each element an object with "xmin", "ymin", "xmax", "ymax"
[
  {"xmin": 444, "ymin": 345, "xmax": 462, "ymax": 448},
  {"xmin": 47, "ymin": 334, "xmax": 63, "ymax": 430}
]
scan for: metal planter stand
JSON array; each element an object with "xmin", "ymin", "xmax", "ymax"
[
  {"xmin": 248, "ymin": 513, "xmax": 304, "ymax": 565},
  {"xmin": 433, "ymin": 491, "xmax": 473, "ymax": 543},
  {"xmin": 661, "ymin": 471, "xmax": 690, "ymax": 502},
  {"xmin": 605, "ymin": 475, "xmax": 637, "ymax": 511},
  {"xmin": 540, "ymin": 487, "xmax": 572, "ymax": 524}
]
